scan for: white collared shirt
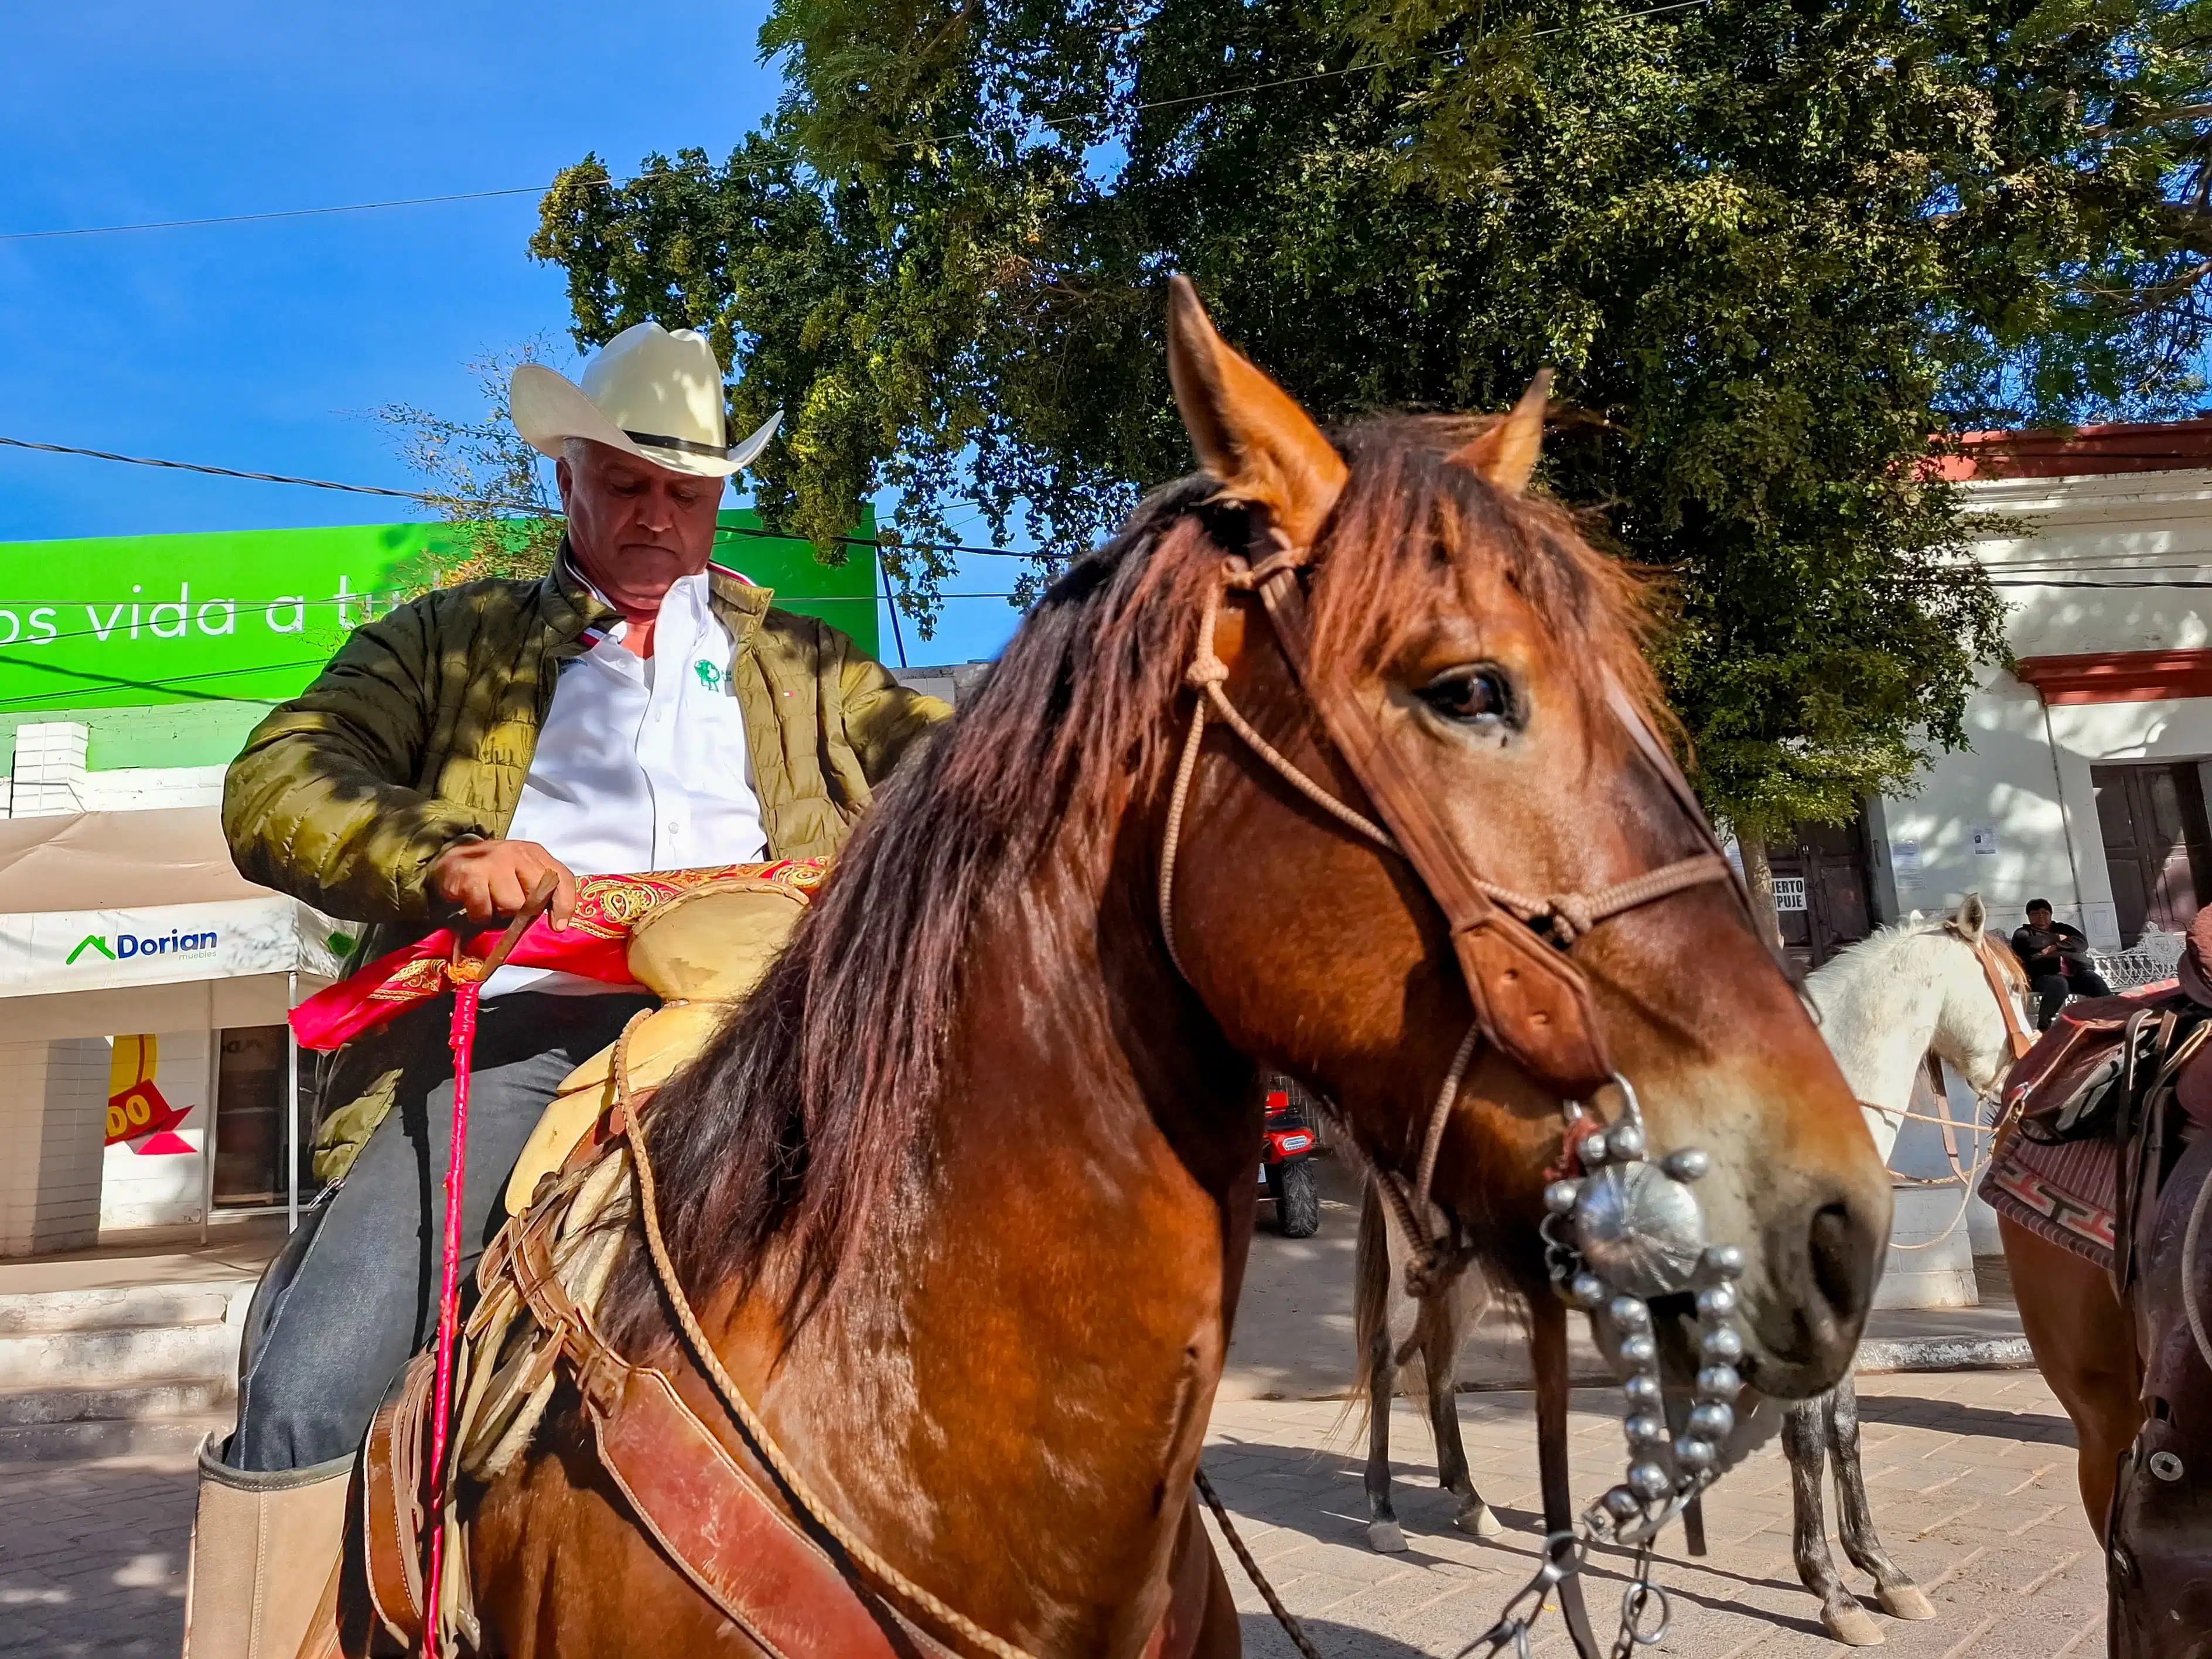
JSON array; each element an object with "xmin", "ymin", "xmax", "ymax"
[{"xmin": 486, "ymin": 570, "xmax": 766, "ymax": 997}]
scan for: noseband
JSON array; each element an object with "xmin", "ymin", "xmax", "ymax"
[{"xmin": 1154, "ymin": 530, "xmax": 1767, "ymax": 1591}]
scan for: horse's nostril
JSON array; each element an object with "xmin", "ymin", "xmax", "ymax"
[{"xmin": 1808, "ymin": 1201, "xmax": 1873, "ymax": 1322}]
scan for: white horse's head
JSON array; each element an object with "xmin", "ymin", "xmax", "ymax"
[
  {"xmin": 1805, "ymin": 894, "xmax": 2034, "ymax": 1162},
  {"xmin": 1925, "ymin": 895, "xmax": 2033, "ymax": 1098}
]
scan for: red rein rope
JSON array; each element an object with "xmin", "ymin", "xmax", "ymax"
[
  {"xmin": 419, "ymin": 874, "xmax": 559, "ymax": 1654},
  {"xmin": 422, "ymin": 972, "xmax": 482, "ymax": 1654}
]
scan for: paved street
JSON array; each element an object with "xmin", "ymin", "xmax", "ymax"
[
  {"xmin": 1205, "ymin": 1370, "xmax": 2100, "ymax": 1658},
  {"xmin": 1, "ymin": 1369, "xmax": 2096, "ymax": 1656}
]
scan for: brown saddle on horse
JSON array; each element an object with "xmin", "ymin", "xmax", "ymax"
[{"xmin": 2001, "ymin": 993, "xmax": 2212, "ymax": 1296}]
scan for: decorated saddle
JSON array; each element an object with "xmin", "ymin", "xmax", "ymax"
[{"xmin": 1983, "ymin": 945, "xmax": 2212, "ymax": 1278}]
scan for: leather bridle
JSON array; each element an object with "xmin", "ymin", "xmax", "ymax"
[
  {"xmin": 1968, "ymin": 931, "xmax": 2038, "ymax": 1065},
  {"xmin": 1156, "ymin": 528, "xmax": 1739, "ymax": 1283}
]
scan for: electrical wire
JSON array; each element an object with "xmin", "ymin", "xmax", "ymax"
[
  {"xmin": 0, "ymin": 433, "xmax": 1047, "ymax": 561},
  {"xmin": 0, "ymin": 592, "xmax": 1022, "ymax": 657},
  {"xmin": 1113, "ymin": 0, "xmax": 1712, "ymax": 122},
  {"xmin": 0, "ymin": 435, "xmax": 423, "ymax": 499},
  {"xmin": 0, "ymin": 658, "xmax": 330, "ymax": 708},
  {"xmin": 0, "ymin": 186, "xmax": 546, "ymax": 243}
]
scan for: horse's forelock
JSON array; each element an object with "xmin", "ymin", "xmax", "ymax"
[{"xmin": 1306, "ymin": 418, "xmax": 1667, "ymax": 739}]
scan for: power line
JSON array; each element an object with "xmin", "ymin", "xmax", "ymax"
[
  {"xmin": 0, "ymin": 435, "xmax": 423, "ymax": 499},
  {"xmin": 920, "ymin": 0, "xmax": 1715, "ymax": 138},
  {"xmin": 1991, "ymin": 578, "xmax": 2212, "ymax": 589},
  {"xmin": 0, "ymin": 433, "xmax": 1046, "ymax": 561},
  {"xmin": 0, "ymin": 591, "xmax": 1020, "ymax": 656},
  {"xmin": 0, "ymin": 657, "xmax": 330, "ymax": 708},
  {"xmin": 0, "ymin": 166, "xmax": 709, "ymax": 244}
]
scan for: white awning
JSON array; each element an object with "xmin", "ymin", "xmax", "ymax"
[{"xmin": 0, "ymin": 808, "xmax": 346, "ymax": 1041}]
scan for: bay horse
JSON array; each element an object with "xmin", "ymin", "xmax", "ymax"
[{"xmin": 399, "ymin": 282, "xmax": 1892, "ymax": 1657}]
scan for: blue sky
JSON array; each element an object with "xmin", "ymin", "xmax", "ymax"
[{"xmin": 0, "ymin": 2, "xmax": 1018, "ymax": 664}]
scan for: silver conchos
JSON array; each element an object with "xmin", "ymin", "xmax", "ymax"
[
  {"xmin": 1571, "ymin": 1159, "xmax": 1705, "ymax": 1299},
  {"xmin": 1541, "ymin": 1077, "xmax": 1753, "ymax": 1547}
]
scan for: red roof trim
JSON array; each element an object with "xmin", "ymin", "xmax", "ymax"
[
  {"xmin": 1931, "ymin": 417, "xmax": 2212, "ymax": 482},
  {"xmin": 2015, "ymin": 649, "xmax": 2212, "ymax": 705}
]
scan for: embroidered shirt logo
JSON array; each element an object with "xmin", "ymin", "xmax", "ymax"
[{"xmin": 694, "ymin": 660, "xmax": 724, "ymax": 692}]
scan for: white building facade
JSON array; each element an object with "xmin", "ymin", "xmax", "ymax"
[{"xmin": 1875, "ymin": 419, "xmax": 2212, "ymax": 949}]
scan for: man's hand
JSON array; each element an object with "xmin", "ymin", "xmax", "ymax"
[{"xmin": 429, "ymin": 839, "xmax": 579, "ymax": 930}]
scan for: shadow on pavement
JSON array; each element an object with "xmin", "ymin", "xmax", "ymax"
[
  {"xmin": 1852, "ymin": 1392, "xmax": 2078, "ymax": 1446},
  {"xmin": 1240, "ymin": 1616, "xmax": 1432, "ymax": 1656},
  {"xmin": 0, "ymin": 1456, "xmax": 191, "ymax": 1657}
]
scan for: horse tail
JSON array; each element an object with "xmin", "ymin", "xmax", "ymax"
[{"xmin": 1346, "ymin": 1179, "xmax": 1393, "ymax": 1432}]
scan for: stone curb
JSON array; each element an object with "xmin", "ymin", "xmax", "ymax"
[{"xmin": 1855, "ymin": 1334, "xmax": 2036, "ymax": 1373}]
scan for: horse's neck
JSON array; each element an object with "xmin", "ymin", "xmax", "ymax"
[
  {"xmin": 1808, "ymin": 941, "xmax": 1947, "ymax": 1116},
  {"xmin": 746, "ymin": 881, "xmax": 1249, "ymax": 1649}
]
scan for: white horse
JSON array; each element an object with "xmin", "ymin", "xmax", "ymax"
[
  {"xmin": 1807, "ymin": 892, "xmax": 2030, "ymax": 1166},
  {"xmin": 1354, "ymin": 896, "xmax": 2033, "ymax": 1645},
  {"xmin": 1770, "ymin": 893, "xmax": 2033, "ymax": 1643}
]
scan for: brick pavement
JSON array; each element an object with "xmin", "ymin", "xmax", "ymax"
[
  {"xmin": 0, "ymin": 1371, "xmax": 2097, "ymax": 1656},
  {"xmin": 1202, "ymin": 1370, "xmax": 2102, "ymax": 1658},
  {"xmin": 0, "ymin": 1450, "xmax": 196, "ymax": 1657}
]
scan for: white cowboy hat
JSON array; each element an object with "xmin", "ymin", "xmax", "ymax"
[{"xmin": 510, "ymin": 320, "xmax": 780, "ymax": 480}]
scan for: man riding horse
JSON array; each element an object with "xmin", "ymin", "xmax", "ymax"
[{"xmin": 182, "ymin": 322, "xmax": 948, "ymax": 1655}]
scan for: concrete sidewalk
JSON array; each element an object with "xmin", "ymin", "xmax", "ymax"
[{"xmin": 1204, "ymin": 1370, "xmax": 2096, "ymax": 1658}]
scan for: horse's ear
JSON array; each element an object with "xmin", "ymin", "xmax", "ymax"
[
  {"xmin": 1452, "ymin": 370, "xmax": 1554, "ymax": 496},
  {"xmin": 1165, "ymin": 275, "xmax": 1347, "ymax": 550},
  {"xmin": 1947, "ymin": 893, "xmax": 1987, "ymax": 938}
]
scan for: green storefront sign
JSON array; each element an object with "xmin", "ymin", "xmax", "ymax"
[{"xmin": 0, "ymin": 511, "xmax": 878, "ymax": 719}]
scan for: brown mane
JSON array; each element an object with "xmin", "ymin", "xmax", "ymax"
[{"xmin": 613, "ymin": 415, "xmax": 1665, "ymax": 1333}]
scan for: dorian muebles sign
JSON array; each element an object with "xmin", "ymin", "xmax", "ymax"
[{"xmin": 0, "ymin": 897, "xmax": 351, "ymax": 994}]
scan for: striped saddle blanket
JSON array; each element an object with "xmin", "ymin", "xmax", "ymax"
[{"xmin": 1980, "ymin": 1133, "xmax": 2117, "ymax": 1271}]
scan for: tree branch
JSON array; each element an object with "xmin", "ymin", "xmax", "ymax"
[{"xmin": 2087, "ymin": 100, "xmax": 2212, "ymax": 137}]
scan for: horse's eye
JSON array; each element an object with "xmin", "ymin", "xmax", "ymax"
[{"xmin": 1419, "ymin": 666, "xmax": 1515, "ymax": 727}]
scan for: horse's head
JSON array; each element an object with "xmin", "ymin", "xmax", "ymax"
[
  {"xmin": 1928, "ymin": 895, "xmax": 2035, "ymax": 1099},
  {"xmin": 1154, "ymin": 279, "xmax": 1889, "ymax": 1398}
]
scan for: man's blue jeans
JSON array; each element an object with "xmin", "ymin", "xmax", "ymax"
[{"xmin": 225, "ymin": 991, "xmax": 656, "ymax": 1473}]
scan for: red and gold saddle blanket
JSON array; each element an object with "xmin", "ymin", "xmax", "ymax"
[{"xmin": 290, "ymin": 859, "xmax": 827, "ymax": 1052}]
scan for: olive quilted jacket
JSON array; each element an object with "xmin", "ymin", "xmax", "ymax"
[{"xmin": 224, "ymin": 548, "xmax": 948, "ymax": 1179}]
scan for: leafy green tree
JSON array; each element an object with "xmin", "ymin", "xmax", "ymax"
[
  {"xmin": 529, "ymin": 0, "xmax": 2210, "ymax": 927},
  {"xmin": 374, "ymin": 341, "xmax": 565, "ymax": 595}
]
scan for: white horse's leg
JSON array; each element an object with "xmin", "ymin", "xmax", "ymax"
[{"xmin": 1829, "ymin": 1374, "xmax": 1934, "ymax": 1619}]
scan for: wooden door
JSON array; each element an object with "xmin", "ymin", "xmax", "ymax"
[
  {"xmin": 1767, "ymin": 813, "xmax": 1876, "ymax": 972},
  {"xmin": 2091, "ymin": 763, "xmax": 2212, "ymax": 944},
  {"xmin": 1803, "ymin": 819, "xmax": 1874, "ymax": 961}
]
